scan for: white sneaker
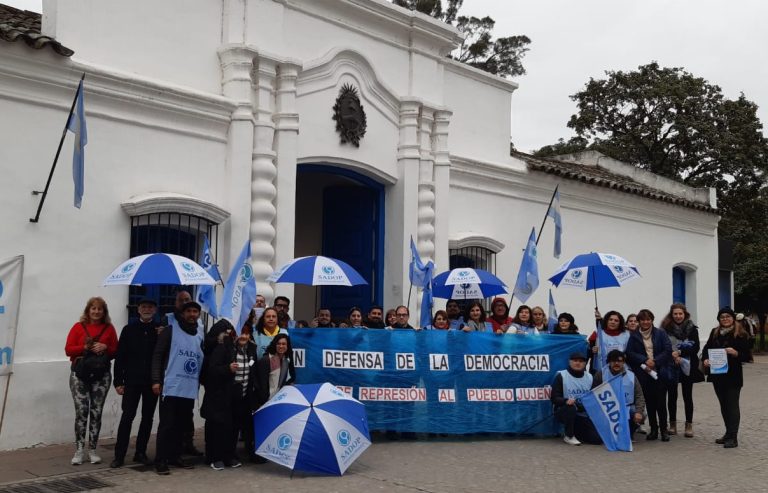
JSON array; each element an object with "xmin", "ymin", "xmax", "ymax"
[
  {"xmin": 89, "ymin": 449, "xmax": 102, "ymax": 464},
  {"xmin": 563, "ymin": 435, "xmax": 581, "ymax": 446},
  {"xmin": 71, "ymin": 446, "xmax": 85, "ymax": 465}
]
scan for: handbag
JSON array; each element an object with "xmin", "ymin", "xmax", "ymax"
[{"xmin": 72, "ymin": 323, "xmax": 111, "ymax": 383}]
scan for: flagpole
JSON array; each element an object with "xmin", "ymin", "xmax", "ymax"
[
  {"xmin": 535, "ymin": 185, "xmax": 559, "ymax": 246},
  {"xmin": 30, "ymin": 73, "xmax": 86, "ymax": 223}
]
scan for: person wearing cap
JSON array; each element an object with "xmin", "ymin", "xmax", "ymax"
[
  {"xmin": 551, "ymin": 352, "xmax": 599, "ymax": 445},
  {"xmin": 554, "ymin": 313, "xmax": 579, "ymax": 334},
  {"xmin": 488, "ymin": 297, "xmax": 513, "ymax": 333},
  {"xmin": 110, "ymin": 298, "xmax": 161, "ymax": 468},
  {"xmin": 702, "ymin": 307, "xmax": 752, "ymax": 448},
  {"xmin": 151, "ymin": 300, "xmax": 204, "ymax": 475},
  {"xmin": 593, "ymin": 349, "xmax": 646, "ymax": 438}
]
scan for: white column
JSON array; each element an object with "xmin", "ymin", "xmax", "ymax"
[
  {"xmin": 217, "ymin": 45, "xmax": 256, "ymax": 271},
  {"xmin": 250, "ymin": 57, "xmax": 278, "ymax": 301},
  {"xmin": 415, "ymin": 107, "xmax": 435, "ymax": 316},
  {"xmin": 386, "ymin": 98, "xmax": 421, "ymax": 312},
  {"xmin": 432, "ymin": 109, "xmax": 452, "ymax": 278},
  {"xmin": 272, "ymin": 60, "xmax": 302, "ymax": 305},
  {"xmin": 221, "ymin": 0, "xmax": 246, "ymax": 44}
]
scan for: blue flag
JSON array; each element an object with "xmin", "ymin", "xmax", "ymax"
[
  {"xmin": 196, "ymin": 235, "xmax": 221, "ymax": 317},
  {"xmin": 419, "ymin": 264, "xmax": 434, "ymax": 329},
  {"xmin": 67, "ymin": 78, "xmax": 87, "ymax": 209},
  {"xmin": 581, "ymin": 372, "xmax": 632, "ymax": 452},
  {"xmin": 547, "ymin": 289, "xmax": 558, "ymax": 333},
  {"xmin": 547, "ymin": 188, "xmax": 562, "ymax": 258},
  {"xmin": 409, "ymin": 237, "xmax": 431, "ymax": 288},
  {"xmin": 219, "ymin": 239, "xmax": 257, "ymax": 334},
  {"xmin": 595, "ymin": 320, "xmax": 609, "ymax": 370},
  {"xmin": 512, "ymin": 228, "xmax": 539, "ymax": 303}
]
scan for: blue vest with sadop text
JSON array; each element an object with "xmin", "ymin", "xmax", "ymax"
[
  {"xmin": 163, "ymin": 319, "xmax": 204, "ymax": 399},
  {"xmin": 559, "ymin": 370, "xmax": 593, "ymax": 400}
]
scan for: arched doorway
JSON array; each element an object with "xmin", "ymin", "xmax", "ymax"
[{"xmin": 294, "ymin": 164, "xmax": 384, "ymax": 323}]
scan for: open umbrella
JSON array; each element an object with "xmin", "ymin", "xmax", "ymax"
[
  {"xmin": 103, "ymin": 253, "xmax": 216, "ymax": 286},
  {"xmin": 253, "ymin": 382, "xmax": 371, "ymax": 475},
  {"xmin": 548, "ymin": 252, "xmax": 640, "ymax": 305},
  {"xmin": 268, "ymin": 256, "xmax": 367, "ymax": 286},
  {"xmin": 431, "ymin": 268, "xmax": 508, "ymax": 300}
]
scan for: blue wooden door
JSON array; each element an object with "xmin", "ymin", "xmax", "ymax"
[
  {"xmin": 672, "ymin": 267, "xmax": 686, "ymax": 304},
  {"xmin": 321, "ymin": 187, "xmax": 378, "ymax": 318}
]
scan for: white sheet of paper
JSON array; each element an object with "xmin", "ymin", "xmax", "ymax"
[{"xmin": 708, "ymin": 348, "xmax": 729, "ymax": 374}]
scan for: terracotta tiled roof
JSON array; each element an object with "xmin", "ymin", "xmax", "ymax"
[
  {"xmin": 515, "ymin": 150, "xmax": 716, "ymax": 213},
  {"xmin": 0, "ymin": 4, "xmax": 73, "ymax": 56}
]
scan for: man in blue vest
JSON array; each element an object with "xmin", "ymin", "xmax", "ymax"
[
  {"xmin": 163, "ymin": 291, "xmax": 204, "ymax": 458},
  {"xmin": 152, "ymin": 300, "xmax": 205, "ymax": 475},
  {"xmin": 551, "ymin": 352, "xmax": 600, "ymax": 445},
  {"xmin": 593, "ymin": 349, "xmax": 646, "ymax": 438}
]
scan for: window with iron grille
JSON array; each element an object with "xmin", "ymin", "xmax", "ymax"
[
  {"xmin": 449, "ymin": 246, "xmax": 497, "ymax": 311},
  {"xmin": 128, "ymin": 213, "xmax": 219, "ymax": 319}
]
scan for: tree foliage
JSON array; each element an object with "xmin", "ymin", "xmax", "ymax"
[
  {"xmin": 393, "ymin": 0, "xmax": 530, "ymax": 78},
  {"xmin": 535, "ymin": 62, "xmax": 768, "ymax": 305}
]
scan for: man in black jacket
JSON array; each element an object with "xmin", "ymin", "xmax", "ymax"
[{"xmin": 110, "ymin": 299, "xmax": 160, "ymax": 468}]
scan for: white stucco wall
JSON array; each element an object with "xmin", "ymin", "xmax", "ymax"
[{"xmin": 449, "ymin": 163, "xmax": 720, "ymax": 335}]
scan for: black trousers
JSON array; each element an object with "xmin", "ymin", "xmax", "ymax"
[
  {"xmin": 114, "ymin": 384, "xmax": 158, "ymax": 460},
  {"xmin": 204, "ymin": 419, "xmax": 233, "ymax": 464},
  {"xmin": 667, "ymin": 379, "xmax": 694, "ymax": 423},
  {"xmin": 155, "ymin": 396, "xmax": 194, "ymax": 464},
  {"xmin": 231, "ymin": 392, "xmax": 254, "ymax": 458},
  {"xmin": 712, "ymin": 382, "xmax": 741, "ymax": 439},
  {"xmin": 640, "ymin": 378, "xmax": 668, "ymax": 432},
  {"xmin": 554, "ymin": 405, "xmax": 601, "ymax": 444}
]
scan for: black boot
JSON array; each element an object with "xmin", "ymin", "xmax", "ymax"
[{"xmin": 646, "ymin": 428, "xmax": 658, "ymax": 441}]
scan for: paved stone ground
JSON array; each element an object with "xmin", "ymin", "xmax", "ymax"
[{"xmin": 2, "ymin": 356, "xmax": 767, "ymax": 493}]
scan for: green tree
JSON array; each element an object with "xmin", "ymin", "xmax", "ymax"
[
  {"xmin": 393, "ymin": 0, "xmax": 530, "ymax": 78},
  {"xmin": 536, "ymin": 62, "xmax": 768, "ymax": 305}
]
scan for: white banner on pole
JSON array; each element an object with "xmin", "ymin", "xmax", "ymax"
[{"xmin": 0, "ymin": 256, "xmax": 23, "ymax": 376}]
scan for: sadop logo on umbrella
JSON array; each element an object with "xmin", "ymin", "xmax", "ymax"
[
  {"xmin": 122, "ymin": 263, "xmax": 135, "ymax": 274},
  {"xmin": 181, "ymin": 262, "xmax": 195, "ymax": 272},
  {"xmin": 277, "ymin": 434, "xmax": 293, "ymax": 450}
]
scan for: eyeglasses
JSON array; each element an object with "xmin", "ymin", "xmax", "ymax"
[
  {"xmin": 275, "ymin": 304, "xmax": 289, "ymax": 309},
  {"xmin": 396, "ymin": 313, "xmax": 408, "ymax": 317}
]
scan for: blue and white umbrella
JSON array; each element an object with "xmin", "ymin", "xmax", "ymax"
[
  {"xmin": 253, "ymin": 383, "xmax": 371, "ymax": 475},
  {"xmin": 548, "ymin": 252, "xmax": 640, "ymax": 307},
  {"xmin": 431, "ymin": 268, "xmax": 508, "ymax": 300},
  {"xmin": 103, "ymin": 253, "xmax": 216, "ymax": 286},
  {"xmin": 548, "ymin": 252, "xmax": 640, "ymax": 290},
  {"xmin": 267, "ymin": 256, "xmax": 367, "ymax": 286}
]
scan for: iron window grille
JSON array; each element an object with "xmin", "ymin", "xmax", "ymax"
[
  {"xmin": 128, "ymin": 213, "xmax": 219, "ymax": 320},
  {"xmin": 449, "ymin": 245, "xmax": 497, "ymax": 312}
]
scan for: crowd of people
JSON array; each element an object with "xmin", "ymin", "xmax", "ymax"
[{"xmin": 64, "ymin": 292, "xmax": 753, "ymax": 475}]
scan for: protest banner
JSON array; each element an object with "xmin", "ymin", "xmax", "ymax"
[
  {"xmin": 0, "ymin": 256, "xmax": 23, "ymax": 376},
  {"xmin": 288, "ymin": 329, "xmax": 586, "ymax": 434}
]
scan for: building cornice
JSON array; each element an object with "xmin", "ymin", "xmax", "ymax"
[
  {"xmin": 121, "ymin": 192, "xmax": 230, "ymax": 224},
  {"xmin": 450, "ymin": 157, "xmax": 720, "ymax": 236},
  {"xmin": 449, "ymin": 234, "xmax": 505, "ymax": 253}
]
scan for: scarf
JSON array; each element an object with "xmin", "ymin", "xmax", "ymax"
[
  {"xmin": 269, "ymin": 353, "xmax": 283, "ymax": 372},
  {"xmin": 718, "ymin": 325, "xmax": 734, "ymax": 337},
  {"xmin": 640, "ymin": 327, "xmax": 654, "ymax": 359}
]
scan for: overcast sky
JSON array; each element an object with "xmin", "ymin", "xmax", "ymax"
[{"xmin": 8, "ymin": 0, "xmax": 768, "ymax": 153}]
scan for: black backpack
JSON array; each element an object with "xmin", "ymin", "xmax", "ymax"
[{"xmin": 73, "ymin": 324, "xmax": 111, "ymax": 383}]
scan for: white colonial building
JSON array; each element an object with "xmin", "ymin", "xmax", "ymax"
[{"xmin": 0, "ymin": 0, "xmax": 722, "ymax": 449}]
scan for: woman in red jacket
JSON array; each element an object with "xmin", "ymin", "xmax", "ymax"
[{"xmin": 64, "ymin": 297, "xmax": 118, "ymax": 466}]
